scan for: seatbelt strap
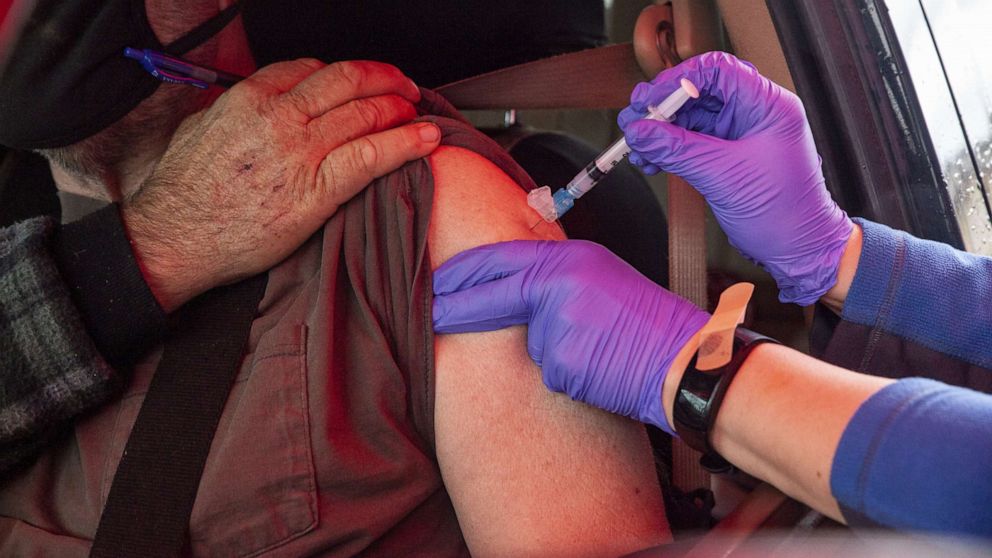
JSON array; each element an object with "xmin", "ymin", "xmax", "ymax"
[
  {"xmin": 437, "ymin": 42, "xmax": 644, "ymax": 110},
  {"xmin": 90, "ymin": 274, "xmax": 268, "ymax": 558},
  {"xmin": 666, "ymin": 176, "xmax": 709, "ymax": 492}
]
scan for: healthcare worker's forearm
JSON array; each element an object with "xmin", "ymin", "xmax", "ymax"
[
  {"xmin": 819, "ymin": 223, "xmax": 862, "ymax": 313},
  {"xmin": 662, "ymin": 341, "xmax": 892, "ymax": 523},
  {"xmin": 664, "ymin": 341, "xmax": 992, "ymax": 537},
  {"xmin": 835, "ymin": 218, "xmax": 992, "ymax": 367},
  {"xmin": 830, "ymin": 378, "xmax": 992, "ymax": 536}
]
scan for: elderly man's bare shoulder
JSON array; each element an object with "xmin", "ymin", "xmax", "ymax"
[
  {"xmin": 427, "ymin": 145, "xmax": 561, "ymax": 261},
  {"xmin": 426, "ymin": 145, "xmax": 671, "ymax": 557}
]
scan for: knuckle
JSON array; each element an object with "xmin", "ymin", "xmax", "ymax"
[
  {"xmin": 316, "ymin": 158, "xmax": 339, "ymax": 197},
  {"xmin": 360, "ymin": 96, "xmax": 416, "ymax": 131},
  {"xmin": 365, "ymin": 59, "xmax": 401, "ymax": 75},
  {"xmin": 228, "ymin": 78, "xmax": 266, "ymax": 104},
  {"xmin": 388, "ymin": 95, "xmax": 417, "ymax": 120},
  {"xmin": 353, "ymin": 136, "xmax": 382, "ymax": 175},
  {"xmin": 243, "ymin": 61, "xmax": 281, "ymax": 82},
  {"xmin": 293, "ymin": 57, "xmax": 325, "ymax": 73},
  {"xmin": 370, "ymin": 61, "xmax": 406, "ymax": 86},
  {"xmin": 283, "ymin": 87, "xmax": 317, "ymax": 116},
  {"xmin": 329, "ymin": 61, "xmax": 367, "ymax": 94},
  {"xmin": 252, "ymin": 60, "xmax": 301, "ymax": 83},
  {"xmin": 310, "ymin": 168, "xmax": 336, "ymax": 209},
  {"xmin": 264, "ymin": 58, "xmax": 322, "ymax": 78},
  {"xmin": 242, "ymin": 60, "xmax": 319, "ymax": 99},
  {"xmin": 355, "ymin": 98, "xmax": 386, "ymax": 130}
]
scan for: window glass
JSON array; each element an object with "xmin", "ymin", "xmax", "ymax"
[{"xmin": 888, "ymin": 0, "xmax": 992, "ymax": 254}]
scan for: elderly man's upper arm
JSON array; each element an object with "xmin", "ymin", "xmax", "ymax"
[{"xmin": 428, "ymin": 146, "xmax": 671, "ymax": 556}]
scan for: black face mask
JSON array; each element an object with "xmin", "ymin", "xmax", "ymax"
[{"xmin": 0, "ymin": 1, "xmax": 241, "ymax": 150}]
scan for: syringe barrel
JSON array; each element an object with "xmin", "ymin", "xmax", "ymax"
[
  {"xmin": 553, "ymin": 78, "xmax": 699, "ymax": 215},
  {"xmin": 566, "ymin": 137, "xmax": 631, "ymax": 199},
  {"xmin": 565, "ymin": 161, "xmax": 604, "ymax": 199},
  {"xmin": 597, "ymin": 137, "xmax": 632, "ymax": 168}
]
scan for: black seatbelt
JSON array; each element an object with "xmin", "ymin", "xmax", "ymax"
[{"xmin": 90, "ymin": 273, "xmax": 268, "ymax": 558}]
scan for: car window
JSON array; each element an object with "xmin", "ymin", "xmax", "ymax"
[{"xmin": 887, "ymin": 0, "xmax": 992, "ymax": 255}]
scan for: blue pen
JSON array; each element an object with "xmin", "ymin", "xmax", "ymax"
[{"xmin": 124, "ymin": 47, "xmax": 244, "ymax": 89}]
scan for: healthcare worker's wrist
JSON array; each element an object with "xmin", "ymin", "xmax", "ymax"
[
  {"xmin": 660, "ymin": 330, "xmax": 704, "ymax": 433},
  {"xmin": 820, "ymin": 223, "xmax": 863, "ymax": 314}
]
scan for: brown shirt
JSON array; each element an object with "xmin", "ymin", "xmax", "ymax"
[{"xmin": 0, "ymin": 92, "xmax": 536, "ymax": 556}]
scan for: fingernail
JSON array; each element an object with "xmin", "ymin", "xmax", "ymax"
[{"xmin": 418, "ymin": 123, "xmax": 440, "ymax": 142}]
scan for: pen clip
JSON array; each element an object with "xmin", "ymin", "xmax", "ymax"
[{"xmin": 123, "ymin": 47, "xmax": 209, "ymax": 89}]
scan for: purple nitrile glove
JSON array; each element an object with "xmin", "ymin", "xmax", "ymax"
[
  {"xmin": 618, "ymin": 52, "xmax": 853, "ymax": 305},
  {"xmin": 432, "ymin": 239, "xmax": 709, "ymax": 434}
]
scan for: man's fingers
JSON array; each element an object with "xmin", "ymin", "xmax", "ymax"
[
  {"xmin": 311, "ymin": 121, "xmax": 440, "ymax": 212},
  {"xmin": 282, "ymin": 60, "xmax": 420, "ymax": 119},
  {"xmin": 309, "ymin": 94, "xmax": 418, "ymax": 146}
]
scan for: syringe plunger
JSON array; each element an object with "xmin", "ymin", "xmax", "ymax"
[{"xmin": 649, "ymin": 78, "xmax": 699, "ymax": 122}]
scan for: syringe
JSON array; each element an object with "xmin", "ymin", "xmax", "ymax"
[{"xmin": 527, "ymin": 77, "xmax": 699, "ymax": 225}]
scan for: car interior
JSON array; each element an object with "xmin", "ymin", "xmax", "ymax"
[{"xmin": 1, "ymin": 0, "xmax": 988, "ymax": 555}]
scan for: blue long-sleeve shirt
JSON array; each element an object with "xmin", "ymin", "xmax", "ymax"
[{"xmin": 828, "ymin": 218, "xmax": 992, "ymax": 538}]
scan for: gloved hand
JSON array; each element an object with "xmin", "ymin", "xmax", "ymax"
[
  {"xmin": 619, "ymin": 52, "xmax": 853, "ymax": 305},
  {"xmin": 432, "ymin": 240, "xmax": 709, "ymax": 433}
]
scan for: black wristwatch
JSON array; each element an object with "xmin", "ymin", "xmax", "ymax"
[{"xmin": 672, "ymin": 327, "xmax": 779, "ymax": 474}]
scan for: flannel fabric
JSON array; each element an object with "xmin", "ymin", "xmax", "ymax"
[{"xmin": 0, "ymin": 217, "xmax": 118, "ymax": 475}]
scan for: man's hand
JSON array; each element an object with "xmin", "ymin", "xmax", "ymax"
[
  {"xmin": 432, "ymin": 239, "xmax": 709, "ymax": 433},
  {"xmin": 123, "ymin": 59, "xmax": 441, "ymax": 312},
  {"xmin": 619, "ymin": 52, "xmax": 853, "ymax": 306}
]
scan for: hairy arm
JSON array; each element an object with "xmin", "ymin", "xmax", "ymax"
[{"xmin": 428, "ymin": 146, "xmax": 669, "ymax": 556}]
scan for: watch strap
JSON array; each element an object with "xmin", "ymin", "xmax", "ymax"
[{"xmin": 673, "ymin": 327, "xmax": 779, "ymax": 473}]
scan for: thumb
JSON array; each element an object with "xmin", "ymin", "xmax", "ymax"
[
  {"xmin": 624, "ymin": 119, "xmax": 729, "ymax": 184},
  {"xmin": 432, "ymin": 273, "xmax": 530, "ymax": 334}
]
